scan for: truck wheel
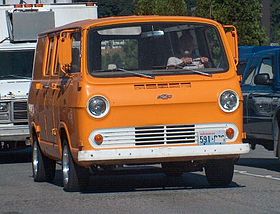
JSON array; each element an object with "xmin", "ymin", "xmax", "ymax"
[
  {"xmin": 62, "ymin": 142, "xmax": 89, "ymax": 192},
  {"xmin": 161, "ymin": 162, "xmax": 184, "ymax": 177},
  {"xmin": 32, "ymin": 135, "xmax": 56, "ymax": 182},
  {"xmin": 205, "ymin": 159, "xmax": 234, "ymax": 187}
]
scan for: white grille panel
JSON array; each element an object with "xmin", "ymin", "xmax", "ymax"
[{"xmin": 89, "ymin": 123, "xmax": 238, "ymax": 148}]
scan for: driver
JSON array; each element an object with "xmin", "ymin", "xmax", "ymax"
[{"xmin": 167, "ymin": 31, "xmax": 209, "ymax": 68}]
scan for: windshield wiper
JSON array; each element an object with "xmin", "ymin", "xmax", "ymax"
[
  {"xmin": 115, "ymin": 68, "xmax": 155, "ymax": 79},
  {"xmin": 0, "ymin": 75, "xmax": 31, "ymax": 79},
  {"xmin": 165, "ymin": 65, "xmax": 212, "ymax": 77},
  {"xmin": 181, "ymin": 67, "xmax": 212, "ymax": 77}
]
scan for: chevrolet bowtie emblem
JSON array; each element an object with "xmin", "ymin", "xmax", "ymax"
[{"xmin": 157, "ymin": 94, "xmax": 173, "ymax": 100}]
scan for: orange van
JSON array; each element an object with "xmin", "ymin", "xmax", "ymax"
[{"xmin": 28, "ymin": 16, "xmax": 250, "ymax": 191}]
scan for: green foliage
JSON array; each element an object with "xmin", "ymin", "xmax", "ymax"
[
  {"xmin": 271, "ymin": 0, "xmax": 280, "ymax": 43},
  {"xmin": 96, "ymin": 0, "xmax": 136, "ymax": 17},
  {"xmin": 136, "ymin": 0, "xmax": 187, "ymax": 16},
  {"xmin": 195, "ymin": 0, "xmax": 268, "ymax": 45}
]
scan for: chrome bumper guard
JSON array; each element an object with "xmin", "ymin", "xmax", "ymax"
[{"xmin": 0, "ymin": 125, "xmax": 29, "ymax": 141}]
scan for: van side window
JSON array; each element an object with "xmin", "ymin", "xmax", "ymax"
[
  {"xmin": 45, "ymin": 37, "xmax": 55, "ymax": 76},
  {"xmin": 33, "ymin": 37, "xmax": 48, "ymax": 79},
  {"xmin": 71, "ymin": 32, "xmax": 81, "ymax": 73},
  {"xmin": 52, "ymin": 36, "xmax": 59, "ymax": 76}
]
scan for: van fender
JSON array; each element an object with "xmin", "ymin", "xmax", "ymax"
[
  {"xmin": 58, "ymin": 122, "xmax": 79, "ymax": 161},
  {"xmin": 30, "ymin": 122, "xmax": 41, "ymax": 144},
  {"xmin": 272, "ymin": 110, "xmax": 280, "ymax": 157}
]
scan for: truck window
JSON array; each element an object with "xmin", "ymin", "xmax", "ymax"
[
  {"xmin": 0, "ymin": 50, "xmax": 34, "ymax": 79},
  {"xmin": 259, "ymin": 58, "xmax": 273, "ymax": 79},
  {"xmin": 88, "ymin": 23, "xmax": 229, "ymax": 77},
  {"xmin": 243, "ymin": 66, "xmax": 257, "ymax": 85}
]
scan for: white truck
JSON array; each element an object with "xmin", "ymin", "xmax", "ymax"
[{"xmin": 0, "ymin": 0, "xmax": 97, "ymax": 151}]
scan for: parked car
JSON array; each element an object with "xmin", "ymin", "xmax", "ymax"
[{"xmin": 241, "ymin": 46, "xmax": 280, "ymax": 158}]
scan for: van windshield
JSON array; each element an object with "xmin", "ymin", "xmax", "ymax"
[
  {"xmin": 0, "ymin": 50, "xmax": 34, "ymax": 79},
  {"xmin": 88, "ymin": 22, "xmax": 229, "ymax": 78}
]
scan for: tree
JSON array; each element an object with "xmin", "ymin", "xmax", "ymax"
[
  {"xmin": 136, "ymin": 0, "xmax": 187, "ymax": 16},
  {"xmin": 195, "ymin": 0, "xmax": 268, "ymax": 45},
  {"xmin": 96, "ymin": 0, "xmax": 136, "ymax": 17},
  {"xmin": 271, "ymin": 0, "xmax": 280, "ymax": 43}
]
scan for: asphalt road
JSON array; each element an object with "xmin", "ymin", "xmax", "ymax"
[{"xmin": 0, "ymin": 146, "xmax": 279, "ymax": 214}]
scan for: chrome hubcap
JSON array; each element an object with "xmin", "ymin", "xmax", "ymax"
[
  {"xmin": 62, "ymin": 145, "xmax": 70, "ymax": 186},
  {"xmin": 32, "ymin": 140, "xmax": 38, "ymax": 176}
]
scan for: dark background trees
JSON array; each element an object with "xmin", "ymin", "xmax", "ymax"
[
  {"xmin": 195, "ymin": 0, "xmax": 268, "ymax": 45},
  {"xmin": 84, "ymin": 0, "xmax": 277, "ymax": 46},
  {"xmin": 271, "ymin": 0, "xmax": 280, "ymax": 44}
]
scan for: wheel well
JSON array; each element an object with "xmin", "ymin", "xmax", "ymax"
[
  {"xmin": 60, "ymin": 128, "xmax": 68, "ymax": 147},
  {"xmin": 31, "ymin": 127, "xmax": 37, "ymax": 142}
]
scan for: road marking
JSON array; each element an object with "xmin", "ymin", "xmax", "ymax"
[{"xmin": 234, "ymin": 170, "xmax": 280, "ymax": 181}]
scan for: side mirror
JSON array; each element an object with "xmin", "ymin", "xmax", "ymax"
[
  {"xmin": 254, "ymin": 73, "xmax": 272, "ymax": 85},
  {"xmin": 58, "ymin": 32, "xmax": 72, "ymax": 72},
  {"xmin": 223, "ymin": 25, "xmax": 239, "ymax": 65}
]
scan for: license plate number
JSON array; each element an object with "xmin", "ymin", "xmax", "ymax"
[{"xmin": 198, "ymin": 130, "xmax": 226, "ymax": 145}]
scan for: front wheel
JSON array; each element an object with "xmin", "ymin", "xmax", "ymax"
[
  {"xmin": 62, "ymin": 142, "xmax": 89, "ymax": 192},
  {"xmin": 32, "ymin": 135, "xmax": 56, "ymax": 182},
  {"xmin": 205, "ymin": 159, "xmax": 234, "ymax": 187}
]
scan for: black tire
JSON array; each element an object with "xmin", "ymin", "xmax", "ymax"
[
  {"xmin": 161, "ymin": 162, "xmax": 184, "ymax": 177},
  {"xmin": 205, "ymin": 159, "xmax": 234, "ymax": 187},
  {"xmin": 62, "ymin": 141, "xmax": 89, "ymax": 192},
  {"xmin": 32, "ymin": 135, "xmax": 56, "ymax": 182}
]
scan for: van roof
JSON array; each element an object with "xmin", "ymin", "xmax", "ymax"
[{"xmin": 39, "ymin": 15, "xmax": 223, "ymax": 36}]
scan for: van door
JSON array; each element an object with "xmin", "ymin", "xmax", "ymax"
[
  {"xmin": 50, "ymin": 31, "xmax": 81, "ymax": 154},
  {"xmin": 243, "ymin": 52, "xmax": 275, "ymax": 139},
  {"xmin": 33, "ymin": 36, "xmax": 49, "ymax": 142},
  {"xmin": 44, "ymin": 36, "xmax": 58, "ymax": 145}
]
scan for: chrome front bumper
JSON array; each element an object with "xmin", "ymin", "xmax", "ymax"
[
  {"xmin": 0, "ymin": 125, "xmax": 29, "ymax": 141},
  {"xmin": 78, "ymin": 143, "xmax": 250, "ymax": 162}
]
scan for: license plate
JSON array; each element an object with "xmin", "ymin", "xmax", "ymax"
[{"xmin": 198, "ymin": 130, "xmax": 226, "ymax": 145}]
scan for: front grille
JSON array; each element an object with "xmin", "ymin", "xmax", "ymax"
[
  {"xmin": 14, "ymin": 102, "xmax": 27, "ymax": 111},
  {"xmin": 13, "ymin": 101, "xmax": 28, "ymax": 121},
  {"xmin": 90, "ymin": 124, "xmax": 197, "ymax": 148},
  {"xmin": 135, "ymin": 125, "xmax": 195, "ymax": 145}
]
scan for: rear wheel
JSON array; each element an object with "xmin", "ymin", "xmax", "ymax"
[
  {"xmin": 62, "ymin": 141, "xmax": 89, "ymax": 192},
  {"xmin": 205, "ymin": 159, "xmax": 234, "ymax": 187},
  {"xmin": 32, "ymin": 135, "xmax": 56, "ymax": 182}
]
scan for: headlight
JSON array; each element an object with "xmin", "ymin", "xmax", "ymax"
[
  {"xmin": 88, "ymin": 96, "xmax": 110, "ymax": 118},
  {"xmin": 0, "ymin": 102, "xmax": 9, "ymax": 112},
  {"xmin": 219, "ymin": 90, "xmax": 239, "ymax": 112}
]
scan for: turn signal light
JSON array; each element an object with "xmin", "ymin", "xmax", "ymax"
[
  {"xmin": 24, "ymin": 4, "xmax": 33, "ymax": 7},
  {"xmin": 14, "ymin": 4, "xmax": 23, "ymax": 8},
  {"xmin": 94, "ymin": 134, "xmax": 103, "ymax": 145},
  {"xmin": 34, "ymin": 3, "xmax": 43, "ymax": 7},
  {"xmin": 226, "ymin": 128, "xmax": 235, "ymax": 139}
]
